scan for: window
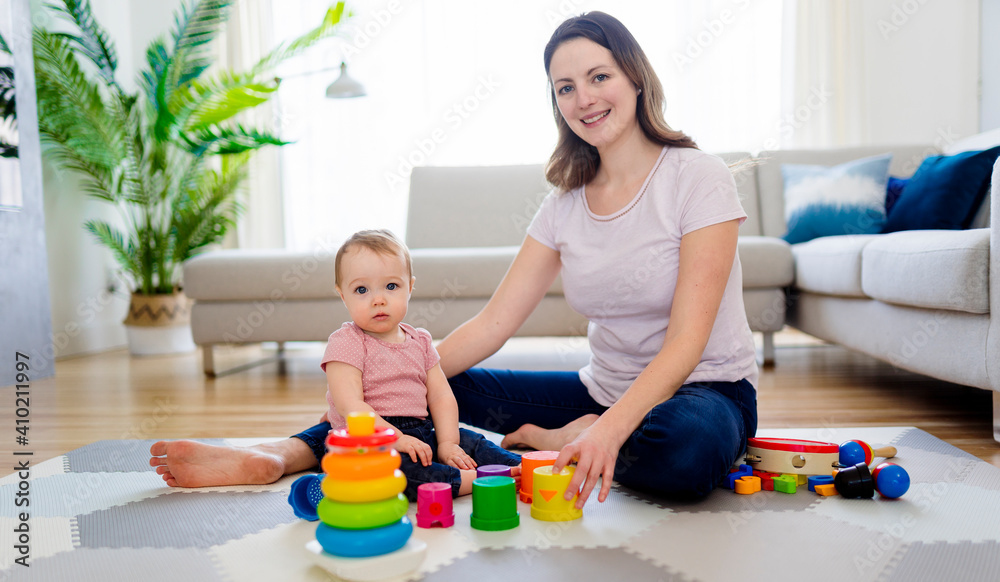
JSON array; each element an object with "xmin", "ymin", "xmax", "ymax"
[{"xmin": 272, "ymin": 1, "xmax": 782, "ymax": 250}]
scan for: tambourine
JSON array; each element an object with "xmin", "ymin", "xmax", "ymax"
[{"xmin": 744, "ymin": 437, "xmax": 897, "ymax": 475}]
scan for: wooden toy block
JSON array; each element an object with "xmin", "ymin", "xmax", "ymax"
[
  {"xmin": 735, "ymin": 475, "xmax": 761, "ymax": 494},
  {"xmin": 772, "ymin": 475, "xmax": 797, "ymax": 494},
  {"xmin": 814, "ymin": 483, "xmax": 837, "ymax": 496},
  {"xmin": 796, "ymin": 474, "xmax": 809, "ymax": 486},
  {"xmin": 761, "ymin": 476, "xmax": 774, "ymax": 491}
]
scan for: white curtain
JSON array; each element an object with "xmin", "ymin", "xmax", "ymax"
[
  {"xmin": 780, "ymin": 0, "xmax": 867, "ymax": 149},
  {"xmin": 219, "ymin": 0, "xmax": 286, "ymax": 249},
  {"xmin": 262, "ymin": 0, "xmax": 784, "ymax": 251}
]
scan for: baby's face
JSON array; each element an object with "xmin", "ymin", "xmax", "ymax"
[{"xmin": 336, "ymin": 247, "xmax": 413, "ymax": 342}]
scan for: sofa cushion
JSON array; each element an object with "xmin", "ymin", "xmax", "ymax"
[
  {"xmin": 781, "ymin": 153, "xmax": 892, "ymax": 244},
  {"xmin": 737, "ymin": 236, "xmax": 794, "ymax": 288},
  {"xmin": 410, "ymin": 246, "xmax": 548, "ymax": 300},
  {"xmin": 861, "ymin": 229, "xmax": 990, "ymax": 314},
  {"xmin": 791, "ymin": 235, "xmax": 881, "ymax": 298},
  {"xmin": 882, "ymin": 146, "xmax": 1000, "ymax": 233},
  {"xmin": 184, "ymin": 250, "xmax": 338, "ymax": 301}
]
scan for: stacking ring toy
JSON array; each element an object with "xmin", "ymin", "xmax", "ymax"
[
  {"xmin": 322, "ymin": 470, "xmax": 406, "ymax": 503},
  {"xmin": 315, "ymin": 516, "xmax": 413, "ymax": 558},
  {"xmin": 326, "ymin": 444, "xmax": 394, "ymax": 456},
  {"xmin": 322, "ymin": 450, "xmax": 401, "ymax": 480},
  {"xmin": 327, "ymin": 426, "xmax": 397, "ymax": 449},
  {"xmin": 317, "ymin": 493, "xmax": 409, "ymax": 529}
]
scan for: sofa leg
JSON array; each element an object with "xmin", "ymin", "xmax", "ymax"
[
  {"xmin": 994, "ymin": 392, "xmax": 1000, "ymax": 445},
  {"xmin": 760, "ymin": 332, "xmax": 776, "ymax": 367},
  {"xmin": 202, "ymin": 345, "xmax": 216, "ymax": 377},
  {"xmin": 276, "ymin": 341, "xmax": 286, "ymax": 355}
]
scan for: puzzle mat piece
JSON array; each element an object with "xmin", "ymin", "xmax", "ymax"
[
  {"xmin": 626, "ymin": 509, "xmax": 901, "ymax": 582},
  {"xmin": 616, "ymin": 481, "xmax": 823, "ymax": 513},
  {"xmin": 962, "ymin": 461, "xmax": 1000, "ymax": 492},
  {"xmin": 76, "ymin": 491, "xmax": 295, "ymax": 549},
  {"xmin": 446, "ymin": 485, "xmax": 671, "ymax": 551},
  {"xmin": 5, "ymin": 547, "xmax": 221, "ymax": 582},
  {"xmin": 808, "ymin": 482, "xmax": 1000, "ymax": 544},
  {"xmin": 0, "ymin": 471, "xmax": 168, "ymax": 518},
  {"xmin": 754, "ymin": 426, "xmax": 911, "ymax": 447},
  {"xmin": 404, "ymin": 516, "xmax": 479, "ymax": 580},
  {"xmin": 208, "ymin": 520, "xmax": 334, "ymax": 582},
  {"xmin": 889, "ymin": 446, "xmax": 978, "ymax": 485},
  {"xmin": 421, "ymin": 547, "xmax": 684, "ymax": 582},
  {"xmin": 0, "ymin": 455, "xmax": 67, "ymax": 484},
  {"xmin": 883, "ymin": 540, "xmax": 1000, "ymax": 582},
  {"xmin": 66, "ymin": 439, "xmax": 219, "ymax": 473},
  {"xmin": 0, "ymin": 516, "xmax": 75, "ymax": 569},
  {"xmin": 891, "ymin": 428, "xmax": 982, "ymax": 462}
]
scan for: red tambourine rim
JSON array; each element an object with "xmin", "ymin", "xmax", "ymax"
[
  {"xmin": 747, "ymin": 437, "xmax": 838, "ymax": 454},
  {"xmin": 326, "ymin": 426, "xmax": 397, "ymax": 447}
]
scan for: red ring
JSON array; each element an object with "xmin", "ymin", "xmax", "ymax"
[
  {"xmin": 747, "ymin": 437, "xmax": 838, "ymax": 454},
  {"xmin": 326, "ymin": 426, "xmax": 397, "ymax": 448}
]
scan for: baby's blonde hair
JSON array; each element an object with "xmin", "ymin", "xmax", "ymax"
[{"xmin": 334, "ymin": 229, "xmax": 413, "ymax": 288}]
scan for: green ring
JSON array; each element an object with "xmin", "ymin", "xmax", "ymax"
[{"xmin": 317, "ymin": 493, "xmax": 409, "ymax": 530}]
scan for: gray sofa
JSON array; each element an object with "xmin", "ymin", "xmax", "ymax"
[{"xmin": 183, "ymin": 146, "xmax": 999, "ymax": 440}]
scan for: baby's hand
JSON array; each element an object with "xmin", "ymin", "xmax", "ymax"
[
  {"xmin": 439, "ymin": 443, "xmax": 476, "ymax": 470},
  {"xmin": 395, "ymin": 435, "xmax": 433, "ymax": 466}
]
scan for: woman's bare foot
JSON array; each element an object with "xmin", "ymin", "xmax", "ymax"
[
  {"xmin": 148, "ymin": 439, "xmax": 310, "ymax": 488},
  {"xmin": 500, "ymin": 414, "xmax": 600, "ymax": 451}
]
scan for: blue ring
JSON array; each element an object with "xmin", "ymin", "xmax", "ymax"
[{"xmin": 315, "ymin": 517, "xmax": 413, "ymax": 558}]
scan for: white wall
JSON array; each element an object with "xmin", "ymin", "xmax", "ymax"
[
  {"xmin": 982, "ymin": 0, "xmax": 1000, "ymax": 131},
  {"xmin": 861, "ymin": 0, "xmax": 980, "ymax": 148},
  {"xmin": 36, "ymin": 0, "xmax": 183, "ymax": 358}
]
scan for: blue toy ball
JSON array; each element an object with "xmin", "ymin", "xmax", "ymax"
[
  {"xmin": 288, "ymin": 473, "xmax": 325, "ymax": 521},
  {"xmin": 873, "ymin": 463, "xmax": 910, "ymax": 499},
  {"xmin": 839, "ymin": 441, "xmax": 867, "ymax": 466}
]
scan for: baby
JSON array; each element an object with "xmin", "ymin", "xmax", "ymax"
[{"xmin": 323, "ymin": 229, "xmax": 521, "ymax": 499}]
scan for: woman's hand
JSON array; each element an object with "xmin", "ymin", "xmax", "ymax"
[
  {"xmin": 395, "ymin": 435, "xmax": 433, "ymax": 466},
  {"xmin": 438, "ymin": 443, "xmax": 476, "ymax": 470},
  {"xmin": 552, "ymin": 422, "xmax": 623, "ymax": 509}
]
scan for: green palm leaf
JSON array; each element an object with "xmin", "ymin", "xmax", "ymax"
[
  {"xmin": 50, "ymin": 0, "xmax": 118, "ymax": 87},
  {"xmin": 250, "ymin": 2, "xmax": 347, "ymax": 76},
  {"xmin": 0, "ymin": 29, "xmax": 10, "ymax": 55},
  {"xmin": 184, "ymin": 124, "xmax": 288, "ymax": 157}
]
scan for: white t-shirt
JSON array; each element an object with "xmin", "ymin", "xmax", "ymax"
[{"xmin": 527, "ymin": 146, "xmax": 758, "ymax": 406}]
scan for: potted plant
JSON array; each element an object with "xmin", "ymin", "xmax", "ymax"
[{"xmin": 29, "ymin": 0, "xmax": 347, "ymax": 354}]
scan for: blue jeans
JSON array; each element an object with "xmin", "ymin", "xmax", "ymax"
[
  {"xmin": 292, "ymin": 368, "xmax": 756, "ymax": 499},
  {"xmin": 292, "ymin": 415, "xmax": 521, "ymax": 500},
  {"xmin": 447, "ymin": 368, "xmax": 757, "ymax": 499}
]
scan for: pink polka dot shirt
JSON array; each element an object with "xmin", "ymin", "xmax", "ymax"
[{"xmin": 321, "ymin": 322, "xmax": 439, "ymax": 429}]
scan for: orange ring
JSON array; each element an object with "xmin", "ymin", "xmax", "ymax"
[{"xmin": 322, "ymin": 450, "xmax": 402, "ymax": 480}]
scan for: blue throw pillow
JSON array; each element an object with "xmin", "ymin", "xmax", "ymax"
[
  {"xmin": 882, "ymin": 146, "xmax": 1000, "ymax": 233},
  {"xmin": 781, "ymin": 153, "xmax": 893, "ymax": 245},
  {"xmin": 885, "ymin": 176, "xmax": 909, "ymax": 217}
]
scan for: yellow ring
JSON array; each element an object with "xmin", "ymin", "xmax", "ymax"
[
  {"xmin": 322, "ymin": 470, "xmax": 407, "ymax": 503},
  {"xmin": 321, "ymin": 450, "xmax": 401, "ymax": 481}
]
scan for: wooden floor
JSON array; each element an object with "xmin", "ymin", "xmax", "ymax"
[{"xmin": 3, "ymin": 331, "xmax": 998, "ymax": 476}]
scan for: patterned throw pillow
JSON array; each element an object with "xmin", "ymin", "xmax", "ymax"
[{"xmin": 781, "ymin": 154, "xmax": 893, "ymax": 245}]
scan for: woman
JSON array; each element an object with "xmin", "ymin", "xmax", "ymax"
[{"xmin": 150, "ymin": 12, "xmax": 757, "ymax": 506}]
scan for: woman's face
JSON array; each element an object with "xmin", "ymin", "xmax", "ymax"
[{"xmin": 549, "ymin": 37, "xmax": 640, "ymax": 151}]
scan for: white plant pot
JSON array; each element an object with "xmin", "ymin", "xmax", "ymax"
[{"xmin": 125, "ymin": 324, "xmax": 196, "ymax": 356}]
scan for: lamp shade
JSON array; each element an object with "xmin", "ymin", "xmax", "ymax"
[{"xmin": 325, "ymin": 63, "xmax": 366, "ymax": 98}]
